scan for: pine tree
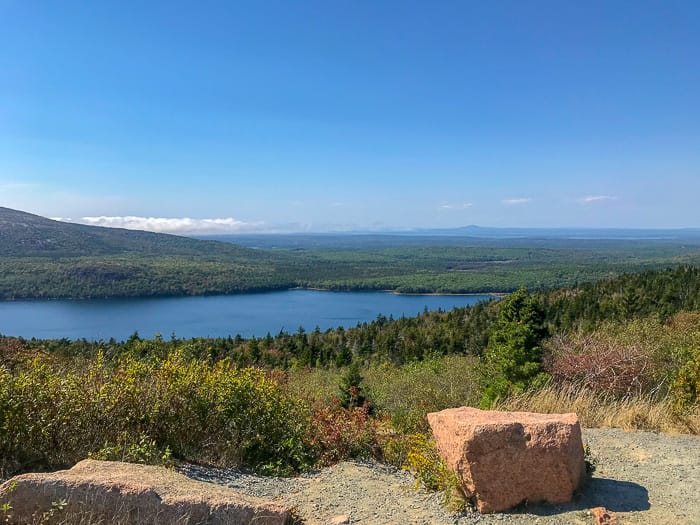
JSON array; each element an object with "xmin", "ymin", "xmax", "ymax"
[
  {"xmin": 480, "ymin": 287, "xmax": 548, "ymax": 408},
  {"xmin": 338, "ymin": 362, "xmax": 368, "ymax": 408}
]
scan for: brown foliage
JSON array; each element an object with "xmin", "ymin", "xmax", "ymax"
[{"xmin": 545, "ymin": 333, "xmax": 655, "ymax": 397}]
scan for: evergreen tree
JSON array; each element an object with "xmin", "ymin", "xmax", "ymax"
[
  {"xmin": 480, "ymin": 287, "xmax": 548, "ymax": 407},
  {"xmin": 338, "ymin": 362, "xmax": 368, "ymax": 408}
]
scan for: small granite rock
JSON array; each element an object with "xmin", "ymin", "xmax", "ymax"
[{"xmin": 591, "ymin": 506, "xmax": 619, "ymax": 525}]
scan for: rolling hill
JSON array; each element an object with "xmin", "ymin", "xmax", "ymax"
[
  {"xmin": 0, "ymin": 207, "xmax": 298, "ymax": 299},
  {"xmin": 0, "ymin": 207, "xmax": 261, "ymax": 259}
]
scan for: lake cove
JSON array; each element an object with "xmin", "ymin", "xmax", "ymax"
[{"xmin": 0, "ymin": 290, "xmax": 494, "ymax": 341}]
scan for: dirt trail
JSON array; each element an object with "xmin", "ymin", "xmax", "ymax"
[{"xmin": 181, "ymin": 428, "xmax": 700, "ymax": 524}]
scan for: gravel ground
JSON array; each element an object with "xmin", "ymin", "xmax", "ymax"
[{"xmin": 178, "ymin": 428, "xmax": 700, "ymax": 525}]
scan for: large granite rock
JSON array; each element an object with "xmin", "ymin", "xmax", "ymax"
[
  {"xmin": 0, "ymin": 459, "xmax": 290, "ymax": 524},
  {"xmin": 427, "ymin": 407, "xmax": 585, "ymax": 513}
]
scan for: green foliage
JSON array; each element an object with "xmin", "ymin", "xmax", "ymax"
[
  {"xmin": 89, "ymin": 432, "xmax": 173, "ymax": 467},
  {"xmin": 0, "ymin": 351, "xmax": 312, "ymax": 477},
  {"xmin": 480, "ymin": 288, "xmax": 549, "ymax": 407},
  {"xmin": 0, "ymin": 481, "xmax": 16, "ymax": 523},
  {"xmin": 390, "ymin": 433, "xmax": 466, "ymax": 511},
  {"xmin": 672, "ymin": 350, "xmax": 700, "ymax": 412},
  {"xmin": 364, "ymin": 357, "xmax": 480, "ymax": 433},
  {"xmin": 338, "ymin": 362, "xmax": 368, "ymax": 409},
  {"xmin": 542, "ymin": 266, "xmax": 700, "ymax": 331},
  {"xmin": 288, "ymin": 356, "xmax": 480, "ymax": 435}
]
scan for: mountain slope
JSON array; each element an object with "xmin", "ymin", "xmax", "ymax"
[
  {"xmin": 0, "ymin": 207, "xmax": 259, "ymax": 259},
  {"xmin": 0, "ymin": 207, "xmax": 301, "ymax": 299}
]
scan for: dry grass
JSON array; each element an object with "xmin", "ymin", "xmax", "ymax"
[{"xmin": 497, "ymin": 383, "xmax": 700, "ymax": 435}]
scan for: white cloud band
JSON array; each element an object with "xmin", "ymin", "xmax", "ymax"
[
  {"xmin": 502, "ymin": 198, "xmax": 532, "ymax": 205},
  {"xmin": 580, "ymin": 195, "xmax": 616, "ymax": 203},
  {"xmin": 439, "ymin": 202, "xmax": 472, "ymax": 210},
  {"xmin": 55, "ymin": 216, "xmax": 265, "ymax": 234}
]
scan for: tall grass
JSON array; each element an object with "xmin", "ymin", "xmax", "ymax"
[{"xmin": 497, "ymin": 383, "xmax": 700, "ymax": 434}]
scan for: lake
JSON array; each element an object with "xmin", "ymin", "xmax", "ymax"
[{"xmin": 0, "ymin": 290, "xmax": 494, "ymax": 341}]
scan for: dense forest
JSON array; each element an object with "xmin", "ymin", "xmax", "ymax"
[
  {"xmin": 3, "ymin": 206, "xmax": 700, "ymax": 299},
  {"xmin": 12, "ymin": 265, "xmax": 700, "ymax": 369}
]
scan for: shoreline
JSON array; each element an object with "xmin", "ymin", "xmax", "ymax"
[
  {"xmin": 286, "ymin": 287, "xmax": 506, "ymax": 297},
  {"xmin": 386, "ymin": 290, "xmax": 506, "ymax": 297},
  {"xmin": 0, "ymin": 287, "xmax": 507, "ymax": 303}
]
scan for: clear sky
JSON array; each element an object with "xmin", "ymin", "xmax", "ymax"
[{"xmin": 1, "ymin": 1, "xmax": 699, "ymax": 233}]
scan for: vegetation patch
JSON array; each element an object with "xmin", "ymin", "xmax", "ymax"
[{"xmin": 2, "ymin": 265, "xmax": 700, "ymax": 510}]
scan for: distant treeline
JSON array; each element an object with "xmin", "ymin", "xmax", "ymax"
[
  {"xmin": 3, "ymin": 243, "xmax": 700, "ymax": 300},
  {"xmin": 541, "ymin": 265, "xmax": 700, "ymax": 330},
  {"xmin": 9, "ymin": 265, "xmax": 700, "ymax": 370}
]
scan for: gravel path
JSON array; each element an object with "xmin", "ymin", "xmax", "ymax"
[{"xmin": 178, "ymin": 428, "xmax": 700, "ymax": 524}]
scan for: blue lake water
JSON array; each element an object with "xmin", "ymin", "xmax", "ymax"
[{"xmin": 0, "ymin": 290, "xmax": 494, "ymax": 341}]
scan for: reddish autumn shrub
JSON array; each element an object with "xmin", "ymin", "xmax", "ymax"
[
  {"xmin": 305, "ymin": 400, "xmax": 379, "ymax": 466},
  {"xmin": 545, "ymin": 333, "xmax": 654, "ymax": 397},
  {"xmin": 0, "ymin": 337, "xmax": 54, "ymax": 371}
]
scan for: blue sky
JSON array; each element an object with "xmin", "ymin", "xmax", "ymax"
[{"xmin": 1, "ymin": 1, "xmax": 699, "ymax": 233}]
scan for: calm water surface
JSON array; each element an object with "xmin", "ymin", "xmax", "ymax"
[{"xmin": 0, "ymin": 290, "xmax": 493, "ymax": 340}]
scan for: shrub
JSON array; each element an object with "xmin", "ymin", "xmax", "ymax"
[
  {"xmin": 672, "ymin": 351, "xmax": 700, "ymax": 412},
  {"xmin": 88, "ymin": 432, "xmax": 172, "ymax": 467},
  {"xmin": 387, "ymin": 433, "xmax": 466, "ymax": 511},
  {"xmin": 338, "ymin": 362, "xmax": 368, "ymax": 409},
  {"xmin": 364, "ymin": 356, "xmax": 479, "ymax": 434},
  {"xmin": 0, "ymin": 351, "xmax": 312, "ymax": 477},
  {"xmin": 305, "ymin": 400, "xmax": 378, "ymax": 467},
  {"xmin": 545, "ymin": 333, "xmax": 654, "ymax": 397},
  {"xmin": 544, "ymin": 314, "xmax": 700, "ymax": 407}
]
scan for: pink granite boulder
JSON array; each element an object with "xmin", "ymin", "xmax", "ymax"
[
  {"xmin": 0, "ymin": 459, "xmax": 290, "ymax": 524},
  {"xmin": 427, "ymin": 407, "xmax": 585, "ymax": 513}
]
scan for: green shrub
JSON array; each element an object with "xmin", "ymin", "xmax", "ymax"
[
  {"xmin": 88, "ymin": 432, "xmax": 172, "ymax": 467},
  {"xmin": 672, "ymin": 350, "xmax": 700, "ymax": 412},
  {"xmin": 338, "ymin": 362, "xmax": 368, "ymax": 409},
  {"xmin": 0, "ymin": 352, "xmax": 312, "ymax": 477},
  {"xmin": 391, "ymin": 433, "xmax": 466, "ymax": 511},
  {"xmin": 364, "ymin": 356, "xmax": 479, "ymax": 434}
]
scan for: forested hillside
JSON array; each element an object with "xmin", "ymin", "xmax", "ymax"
[
  {"xmin": 0, "ymin": 207, "xmax": 261, "ymax": 258},
  {"xmin": 3, "ymin": 206, "xmax": 700, "ymax": 299},
  {"xmin": 541, "ymin": 265, "xmax": 700, "ymax": 330}
]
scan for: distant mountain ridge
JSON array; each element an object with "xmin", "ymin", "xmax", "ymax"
[
  {"xmin": 0, "ymin": 207, "xmax": 256, "ymax": 258},
  {"xmin": 393, "ymin": 225, "xmax": 700, "ymax": 240}
]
